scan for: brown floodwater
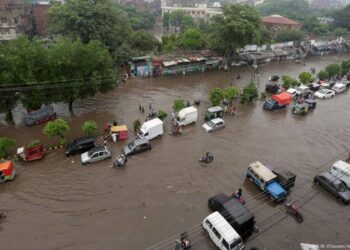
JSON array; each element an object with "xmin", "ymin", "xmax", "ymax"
[{"xmin": 1, "ymin": 54, "xmax": 350, "ymax": 250}]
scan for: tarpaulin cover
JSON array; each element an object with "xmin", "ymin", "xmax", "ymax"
[{"xmin": 272, "ymin": 92, "xmax": 292, "ymax": 105}]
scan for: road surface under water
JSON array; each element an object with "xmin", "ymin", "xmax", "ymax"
[{"xmin": 1, "ymin": 54, "xmax": 350, "ymax": 250}]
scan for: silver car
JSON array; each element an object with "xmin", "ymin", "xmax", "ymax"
[
  {"xmin": 81, "ymin": 146, "xmax": 111, "ymax": 165},
  {"xmin": 202, "ymin": 118, "xmax": 225, "ymax": 132}
]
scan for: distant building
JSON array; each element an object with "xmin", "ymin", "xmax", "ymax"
[
  {"xmin": 161, "ymin": 3, "xmax": 222, "ymax": 20},
  {"xmin": 262, "ymin": 15, "xmax": 302, "ymax": 34},
  {"xmin": 0, "ymin": 0, "xmax": 26, "ymax": 40},
  {"xmin": 317, "ymin": 17, "xmax": 334, "ymax": 25}
]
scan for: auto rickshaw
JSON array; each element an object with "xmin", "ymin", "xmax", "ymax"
[
  {"xmin": 110, "ymin": 125, "xmax": 128, "ymax": 142},
  {"xmin": 0, "ymin": 161, "xmax": 16, "ymax": 183},
  {"xmin": 265, "ymin": 82, "xmax": 280, "ymax": 94},
  {"xmin": 204, "ymin": 106, "xmax": 224, "ymax": 121},
  {"xmin": 305, "ymin": 99, "xmax": 317, "ymax": 110},
  {"xmin": 292, "ymin": 103, "xmax": 309, "ymax": 115},
  {"xmin": 17, "ymin": 142, "xmax": 45, "ymax": 161}
]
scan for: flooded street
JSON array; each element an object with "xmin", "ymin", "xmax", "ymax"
[{"xmin": 1, "ymin": 54, "xmax": 350, "ymax": 250}]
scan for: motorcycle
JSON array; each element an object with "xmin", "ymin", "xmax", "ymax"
[
  {"xmin": 199, "ymin": 154, "xmax": 214, "ymax": 163},
  {"xmin": 113, "ymin": 155, "xmax": 127, "ymax": 168},
  {"xmin": 285, "ymin": 203, "xmax": 304, "ymax": 223},
  {"xmin": 174, "ymin": 232, "xmax": 191, "ymax": 250}
]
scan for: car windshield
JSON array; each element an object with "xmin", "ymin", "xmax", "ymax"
[
  {"xmin": 319, "ymin": 89, "xmax": 327, "ymax": 94},
  {"xmin": 207, "ymin": 121, "xmax": 215, "ymax": 127},
  {"xmin": 88, "ymin": 150, "xmax": 93, "ymax": 157},
  {"xmin": 338, "ymin": 182, "xmax": 347, "ymax": 192},
  {"xmin": 230, "ymin": 238, "xmax": 243, "ymax": 249},
  {"xmin": 128, "ymin": 141, "xmax": 135, "ymax": 150}
]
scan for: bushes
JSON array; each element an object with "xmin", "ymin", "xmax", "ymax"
[
  {"xmin": 240, "ymin": 83, "xmax": 258, "ymax": 104},
  {"xmin": 43, "ymin": 119, "xmax": 70, "ymax": 145},
  {"xmin": 282, "ymin": 75, "xmax": 298, "ymax": 89},
  {"xmin": 157, "ymin": 110, "xmax": 168, "ymax": 121},
  {"xmin": 0, "ymin": 137, "xmax": 16, "ymax": 158},
  {"xmin": 133, "ymin": 119, "xmax": 141, "ymax": 132},
  {"xmin": 172, "ymin": 98, "xmax": 186, "ymax": 112},
  {"xmin": 82, "ymin": 120, "xmax": 97, "ymax": 136},
  {"xmin": 317, "ymin": 70, "xmax": 329, "ymax": 80},
  {"xmin": 209, "ymin": 86, "xmax": 239, "ymax": 106}
]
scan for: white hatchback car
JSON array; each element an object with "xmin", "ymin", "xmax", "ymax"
[
  {"xmin": 202, "ymin": 118, "xmax": 225, "ymax": 132},
  {"xmin": 314, "ymin": 89, "xmax": 335, "ymax": 99},
  {"xmin": 81, "ymin": 146, "xmax": 111, "ymax": 165}
]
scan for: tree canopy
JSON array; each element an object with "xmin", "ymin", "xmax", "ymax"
[
  {"xmin": 48, "ymin": 0, "xmax": 132, "ymax": 53},
  {"xmin": 208, "ymin": 4, "xmax": 262, "ymax": 58},
  {"xmin": 275, "ymin": 30, "xmax": 305, "ymax": 42},
  {"xmin": 176, "ymin": 28, "xmax": 205, "ymax": 49},
  {"xmin": 332, "ymin": 4, "xmax": 350, "ymax": 31}
]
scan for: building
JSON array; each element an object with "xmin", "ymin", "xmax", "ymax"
[
  {"xmin": 262, "ymin": 15, "xmax": 302, "ymax": 34},
  {"xmin": 161, "ymin": 2, "xmax": 222, "ymax": 20},
  {"xmin": 0, "ymin": 0, "xmax": 24, "ymax": 40}
]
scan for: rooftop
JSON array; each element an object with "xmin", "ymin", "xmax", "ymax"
[{"xmin": 262, "ymin": 15, "xmax": 300, "ymax": 26}]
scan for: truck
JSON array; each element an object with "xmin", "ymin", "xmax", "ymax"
[
  {"xmin": 263, "ymin": 92, "xmax": 292, "ymax": 111},
  {"xmin": 208, "ymin": 194, "xmax": 256, "ymax": 239},
  {"xmin": 175, "ymin": 106, "xmax": 198, "ymax": 126},
  {"xmin": 247, "ymin": 161, "xmax": 287, "ymax": 202},
  {"xmin": 137, "ymin": 118, "xmax": 163, "ymax": 140},
  {"xmin": 25, "ymin": 105, "xmax": 56, "ymax": 126}
]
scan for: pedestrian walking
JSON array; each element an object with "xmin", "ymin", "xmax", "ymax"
[
  {"xmin": 149, "ymin": 103, "xmax": 152, "ymax": 110},
  {"xmin": 139, "ymin": 105, "xmax": 142, "ymax": 111},
  {"xmin": 236, "ymin": 74, "xmax": 241, "ymax": 81},
  {"xmin": 103, "ymin": 137, "xmax": 108, "ymax": 146},
  {"xmin": 141, "ymin": 106, "xmax": 144, "ymax": 113}
]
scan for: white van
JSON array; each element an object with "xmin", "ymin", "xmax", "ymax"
[
  {"xmin": 175, "ymin": 106, "xmax": 198, "ymax": 126},
  {"xmin": 137, "ymin": 118, "xmax": 163, "ymax": 140},
  {"xmin": 332, "ymin": 83, "xmax": 346, "ymax": 94},
  {"xmin": 202, "ymin": 212, "xmax": 244, "ymax": 250},
  {"xmin": 330, "ymin": 160, "xmax": 350, "ymax": 189},
  {"xmin": 296, "ymin": 85, "xmax": 309, "ymax": 94}
]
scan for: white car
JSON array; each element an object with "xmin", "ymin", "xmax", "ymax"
[
  {"xmin": 332, "ymin": 83, "xmax": 346, "ymax": 94},
  {"xmin": 202, "ymin": 118, "xmax": 225, "ymax": 132},
  {"xmin": 286, "ymin": 88, "xmax": 301, "ymax": 98},
  {"xmin": 81, "ymin": 146, "xmax": 111, "ymax": 165},
  {"xmin": 314, "ymin": 89, "xmax": 335, "ymax": 99}
]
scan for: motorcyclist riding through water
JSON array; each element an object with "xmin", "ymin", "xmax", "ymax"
[
  {"xmin": 199, "ymin": 151, "xmax": 214, "ymax": 163},
  {"xmin": 114, "ymin": 154, "xmax": 127, "ymax": 168}
]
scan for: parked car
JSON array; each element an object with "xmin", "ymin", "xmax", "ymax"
[
  {"xmin": 204, "ymin": 106, "xmax": 224, "ymax": 121},
  {"xmin": 81, "ymin": 146, "xmax": 111, "ymax": 165},
  {"xmin": 341, "ymin": 78, "xmax": 350, "ymax": 88},
  {"xmin": 308, "ymin": 83, "xmax": 320, "ymax": 92},
  {"xmin": 295, "ymin": 85, "xmax": 310, "ymax": 94},
  {"xmin": 314, "ymin": 172, "xmax": 350, "ymax": 204},
  {"xmin": 330, "ymin": 160, "xmax": 350, "ymax": 189},
  {"xmin": 65, "ymin": 136, "xmax": 95, "ymax": 156},
  {"xmin": 208, "ymin": 194, "xmax": 256, "ymax": 239},
  {"xmin": 25, "ymin": 105, "xmax": 56, "ymax": 126},
  {"xmin": 202, "ymin": 212, "xmax": 245, "ymax": 250},
  {"xmin": 246, "ymin": 161, "xmax": 287, "ymax": 202},
  {"xmin": 314, "ymin": 89, "xmax": 335, "ymax": 99},
  {"xmin": 122, "ymin": 138, "xmax": 152, "ymax": 157},
  {"xmin": 286, "ymin": 88, "xmax": 301, "ymax": 98},
  {"xmin": 331, "ymin": 83, "xmax": 346, "ymax": 94},
  {"xmin": 265, "ymin": 82, "xmax": 279, "ymax": 94},
  {"xmin": 202, "ymin": 118, "xmax": 225, "ymax": 132},
  {"xmin": 305, "ymin": 99, "xmax": 317, "ymax": 110},
  {"xmin": 0, "ymin": 161, "xmax": 16, "ymax": 183}
]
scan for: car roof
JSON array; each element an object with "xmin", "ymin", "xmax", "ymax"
[
  {"xmin": 211, "ymin": 118, "xmax": 224, "ymax": 123},
  {"xmin": 204, "ymin": 212, "xmax": 240, "ymax": 243},
  {"xmin": 75, "ymin": 136, "xmax": 94, "ymax": 144},
  {"xmin": 332, "ymin": 160, "xmax": 350, "ymax": 172},
  {"xmin": 208, "ymin": 106, "xmax": 223, "ymax": 112},
  {"xmin": 89, "ymin": 146, "xmax": 107, "ymax": 153},
  {"xmin": 222, "ymin": 199, "xmax": 254, "ymax": 225},
  {"xmin": 319, "ymin": 172, "xmax": 342, "ymax": 184},
  {"xmin": 249, "ymin": 161, "xmax": 277, "ymax": 182},
  {"xmin": 132, "ymin": 137, "xmax": 149, "ymax": 145}
]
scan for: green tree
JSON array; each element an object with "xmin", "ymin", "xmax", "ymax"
[
  {"xmin": 0, "ymin": 137, "xmax": 16, "ymax": 158},
  {"xmin": 43, "ymin": 119, "xmax": 70, "ymax": 144},
  {"xmin": 133, "ymin": 119, "xmax": 141, "ymax": 131},
  {"xmin": 209, "ymin": 88, "xmax": 225, "ymax": 106},
  {"xmin": 333, "ymin": 27, "xmax": 349, "ymax": 37},
  {"xmin": 275, "ymin": 30, "xmax": 305, "ymax": 43},
  {"xmin": 181, "ymin": 15, "xmax": 195, "ymax": 31},
  {"xmin": 299, "ymin": 72, "xmax": 312, "ymax": 84},
  {"xmin": 173, "ymin": 98, "xmax": 186, "ymax": 112},
  {"xmin": 224, "ymin": 86, "xmax": 239, "ymax": 101},
  {"xmin": 121, "ymin": 6, "xmax": 155, "ymax": 30},
  {"xmin": 240, "ymin": 83, "xmax": 258, "ymax": 103},
  {"xmin": 340, "ymin": 59, "xmax": 350, "ymax": 76},
  {"xmin": 169, "ymin": 10, "xmax": 186, "ymax": 33},
  {"xmin": 157, "ymin": 110, "xmax": 168, "ymax": 121},
  {"xmin": 317, "ymin": 70, "xmax": 329, "ymax": 80},
  {"xmin": 163, "ymin": 12, "xmax": 170, "ymax": 32},
  {"xmin": 82, "ymin": 120, "xmax": 97, "ymax": 136},
  {"xmin": 332, "ymin": 4, "xmax": 350, "ymax": 31},
  {"xmin": 48, "ymin": 0, "xmax": 131, "ymax": 53},
  {"xmin": 325, "ymin": 64, "xmax": 342, "ymax": 78},
  {"xmin": 129, "ymin": 30, "xmax": 160, "ymax": 53},
  {"xmin": 208, "ymin": 4, "xmax": 262, "ymax": 64},
  {"xmin": 161, "ymin": 34, "xmax": 177, "ymax": 52},
  {"xmin": 282, "ymin": 75, "xmax": 298, "ymax": 89},
  {"xmin": 176, "ymin": 28, "xmax": 205, "ymax": 49},
  {"xmin": 46, "ymin": 39, "xmax": 116, "ymax": 111}
]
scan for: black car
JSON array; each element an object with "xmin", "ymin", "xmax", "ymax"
[
  {"xmin": 208, "ymin": 194, "xmax": 256, "ymax": 239},
  {"xmin": 314, "ymin": 172, "xmax": 350, "ymax": 204},
  {"xmin": 122, "ymin": 138, "xmax": 151, "ymax": 157},
  {"xmin": 65, "ymin": 136, "xmax": 95, "ymax": 156}
]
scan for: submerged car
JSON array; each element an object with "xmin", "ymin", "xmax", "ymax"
[
  {"xmin": 332, "ymin": 83, "xmax": 346, "ymax": 94},
  {"xmin": 314, "ymin": 89, "xmax": 335, "ymax": 99},
  {"xmin": 202, "ymin": 118, "xmax": 225, "ymax": 132},
  {"xmin": 122, "ymin": 138, "xmax": 152, "ymax": 156},
  {"xmin": 314, "ymin": 172, "xmax": 350, "ymax": 204},
  {"xmin": 81, "ymin": 146, "xmax": 111, "ymax": 165}
]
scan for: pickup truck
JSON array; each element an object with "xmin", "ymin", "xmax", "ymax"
[{"xmin": 246, "ymin": 161, "xmax": 287, "ymax": 202}]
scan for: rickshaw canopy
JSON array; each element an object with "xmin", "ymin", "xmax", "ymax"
[
  {"xmin": 111, "ymin": 125, "xmax": 128, "ymax": 133},
  {"xmin": 272, "ymin": 92, "xmax": 292, "ymax": 105},
  {"xmin": 0, "ymin": 161, "xmax": 14, "ymax": 176}
]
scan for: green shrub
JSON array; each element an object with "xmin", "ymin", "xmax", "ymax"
[
  {"xmin": 133, "ymin": 119, "xmax": 141, "ymax": 131},
  {"xmin": 157, "ymin": 110, "xmax": 168, "ymax": 121},
  {"xmin": 82, "ymin": 120, "xmax": 97, "ymax": 136},
  {"xmin": 0, "ymin": 137, "xmax": 16, "ymax": 158}
]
